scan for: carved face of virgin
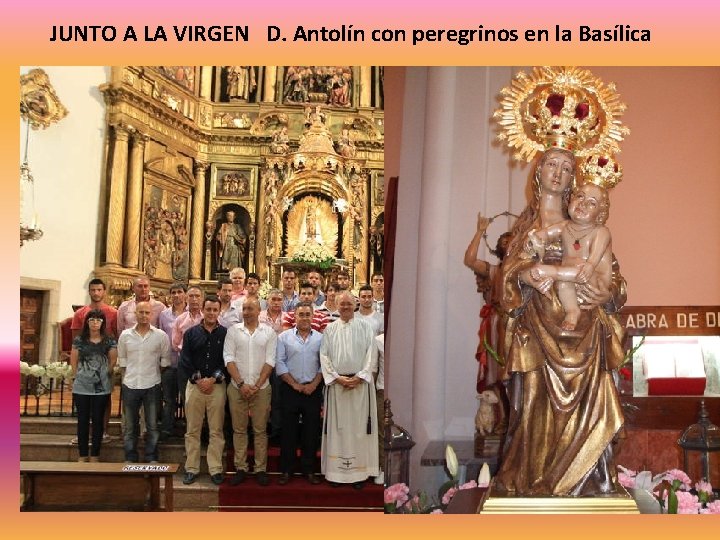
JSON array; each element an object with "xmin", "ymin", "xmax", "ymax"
[{"xmin": 538, "ymin": 150, "xmax": 575, "ymax": 194}]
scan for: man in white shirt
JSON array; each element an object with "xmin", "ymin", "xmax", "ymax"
[
  {"xmin": 118, "ymin": 301, "xmax": 171, "ymax": 463},
  {"xmin": 356, "ymin": 285, "xmax": 384, "ymax": 336},
  {"xmin": 224, "ymin": 298, "xmax": 277, "ymax": 486}
]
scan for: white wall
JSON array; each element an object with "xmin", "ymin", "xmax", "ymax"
[{"xmin": 20, "ymin": 66, "xmax": 110, "ymax": 320}]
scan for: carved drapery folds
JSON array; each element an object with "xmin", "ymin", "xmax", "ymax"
[{"xmin": 96, "ymin": 66, "xmax": 383, "ymax": 298}]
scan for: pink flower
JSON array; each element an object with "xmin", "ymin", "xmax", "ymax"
[
  {"xmin": 700, "ymin": 500, "xmax": 720, "ymax": 514},
  {"xmin": 441, "ymin": 487, "xmax": 458, "ymax": 505},
  {"xmin": 695, "ymin": 480, "xmax": 713, "ymax": 495},
  {"xmin": 662, "ymin": 469, "xmax": 692, "ymax": 490},
  {"xmin": 384, "ymin": 483, "xmax": 409, "ymax": 506},
  {"xmin": 618, "ymin": 472, "xmax": 636, "ymax": 489},
  {"xmin": 459, "ymin": 480, "xmax": 478, "ymax": 490},
  {"xmin": 675, "ymin": 491, "xmax": 701, "ymax": 514},
  {"xmin": 430, "ymin": 509, "xmax": 444, "ymax": 514}
]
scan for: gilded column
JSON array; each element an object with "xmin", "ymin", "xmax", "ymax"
[
  {"xmin": 199, "ymin": 66, "xmax": 213, "ymax": 99},
  {"xmin": 255, "ymin": 168, "xmax": 268, "ymax": 279},
  {"xmin": 359, "ymin": 66, "xmax": 372, "ymax": 107},
  {"xmin": 123, "ymin": 130, "xmax": 147, "ymax": 269},
  {"xmin": 263, "ymin": 66, "xmax": 277, "ymax": 102},
  {"xmin": 190, "ymin": 161, "xmax": 208, "ymax": 280},
  {"xmin": 105, "ymin": 124, "xmax": 130, "ymax": 266}
]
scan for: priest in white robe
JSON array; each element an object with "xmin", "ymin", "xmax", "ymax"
[{"xmin": 320, "ymin": 292, "xmax": 379, "ymax": 487}]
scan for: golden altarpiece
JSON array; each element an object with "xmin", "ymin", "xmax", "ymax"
[{"xmin": 94, "ymin": 66, "xmax": 384, "ymax": 302}]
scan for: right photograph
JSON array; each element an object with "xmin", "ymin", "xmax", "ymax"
[{"xmin": 382, "ymin": 67, "xmax": 720, "ymax": 514}]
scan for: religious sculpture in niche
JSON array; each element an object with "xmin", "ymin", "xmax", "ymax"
[
  {"xmin": 348, "ymin": 171, "xmax": 366, "ymax": 263},
  {"xmin": 215, "ymin": 207, "xmax": 248, "ymax": 272},
  {"xmin": 270, "ymin": 127, "xmax": 290, "ymax": 154},
  {"xmin": 155, "ymin": 66, "xmax": 196, "ymax": 93},
  {"xmin": 335, "ymin": 128, "xmax": 356, "ymax": 158},
  {"xmin": 143, "ymin": 198, "xmax": 189, "ymax": 281},
  {"xmin": 285, "ymin": 196, "xmax": 338, "ymax": 259},
  {"xmin": 225, "ymin": 66, "xmax": 256, "ymax": 101},
  {"xmin": 370, "ymin": 214, "xmax": 384, "ymax": 274},
  {"xmin": 283, "ymin": 66, "xmax": 353, "ymax": 107},
  {"xmin": 374, "ymin": 173, "xmax": 385, "ymax": 206}
]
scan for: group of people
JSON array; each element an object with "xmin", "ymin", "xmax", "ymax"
[{"xmin": 69, "ymin": 266, "xmax": 386, "ymax": 491}]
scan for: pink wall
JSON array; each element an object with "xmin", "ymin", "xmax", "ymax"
[{"xmin": 385, "ymin": 67, "xmax": 720, "ymax": 307}]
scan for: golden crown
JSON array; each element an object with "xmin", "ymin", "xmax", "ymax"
[
  {"xmin": 580, "ymin": 154, "xmax": 623, "ymax": 190},
  {"xmin": 494, "ymin": 66, "xmax": 629, "ymax": 162}
]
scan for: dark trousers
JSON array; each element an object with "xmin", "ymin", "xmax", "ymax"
[
  {"xmin": 279, "ymin": 381, "xmax": 322, "ymax": 474},
  {"xmin": 160, "ymin": 367, "xmax": 178, "ymax": 435},
  {"xmin": 74, "ymin": 393, "xmax": 108, "ymax": 457},
  {"xmin": 122, "ymin": 384, "xmax": 160, "ymax": 462}
]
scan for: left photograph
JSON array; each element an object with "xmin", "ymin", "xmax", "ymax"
[{"xmin": 19, "ymin": 65, "xmax": 386, "ymax": 511}]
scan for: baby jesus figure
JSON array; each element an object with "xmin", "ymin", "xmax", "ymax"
[{"xmin": 527, "ymin": 182, "xmax": 612, "ymax": 331}]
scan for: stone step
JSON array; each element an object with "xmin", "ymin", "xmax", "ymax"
[
  {"xmin": 20, "ymin": 434, "xmax": 296, "ymax": 475},
  {"xmin": 21, "ymin": 416, "xmax": 123, "ymax": 436},
  {"xmin": 166, "ymin": 474, "xmax": 220, "ymax": 511}
]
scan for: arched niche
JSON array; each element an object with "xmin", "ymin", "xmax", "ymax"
[{"xmin": 211, "ymin": 204, "xmax": 252, "ymax": 277}]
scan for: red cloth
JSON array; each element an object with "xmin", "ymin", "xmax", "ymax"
[{"xmin": 475, "ymin": 304, "xmax": 493, "ymax": 393}]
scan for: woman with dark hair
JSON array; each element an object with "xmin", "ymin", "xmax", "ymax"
[{"xmin": 70, "ymin": 309, "xmax": 117, "ymax": 462}]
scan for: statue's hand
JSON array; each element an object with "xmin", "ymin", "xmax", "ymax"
[
  {"xmin": 477, "ymin": 213, "xmax": 491, "ymax": 232},
  {"xmin": 576, "ymin": 262, "xmax": 594, "ymax": 284},
  {"xmin": 577, "ymin": 280, "xmax": 611, "ymax": 308},
  {"xmin": 521, "ymin": 269, "xmax": 553, "ymax": 297}
]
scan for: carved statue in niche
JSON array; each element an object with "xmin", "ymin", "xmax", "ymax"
[
  {"xmin": 143, "ymin": 202, "xmax": 189, "ymax": 281},
  {"xmin": 226, "ymin": 66, "xmax": 256, "ymax": 101},
  {"xmin": 262, "ymin": 168, "xmax": 282, "ymax": 260},
  {"xmin": 327, "ymin": 67, "xmax": 352, "ymax": 107},
  {"xmin": 336, "ymin": 128, "xmax": 356, "ymax": 158},
  {"xmin": 285, "ymin": 196, "xmax": 338, "ymax": 258},
  {"xmin": 216, "ymin": 209, "xmax": 248, "ymax": 271},
  {"xmin": 370, "ymin": 221, "xmax": 384, "ymax": 273},
  {"xmin": 270, "ymin": 127, "xmax": 290, "ymax": 154}
]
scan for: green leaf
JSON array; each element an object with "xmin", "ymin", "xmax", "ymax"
[
  {"xmin": 484, "ymin": 336, "xmax": 505, "ymax": 367},
  {"xmin": 668, "ymin": 489, "xmax": 678, "ymax": 514}
]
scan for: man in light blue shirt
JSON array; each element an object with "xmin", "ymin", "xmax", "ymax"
[{"xmin": 275, "ymin": 301, "xmax": 323, "ymax": 485}]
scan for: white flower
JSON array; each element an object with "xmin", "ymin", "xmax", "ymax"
[
  {"xmin": 29, "ymin": 364, "xmax": 46, "ymax": 377},
  {"xmin": 477, "ymin": 463, "xmax": 491, "ymax": 487},
  {"xmin": 445, "ymin": 444, "xmax": 458, "ymax": 479},
  {"xmin": 20, "ymin": 361, "xmax": 31, "ymax": 375}
]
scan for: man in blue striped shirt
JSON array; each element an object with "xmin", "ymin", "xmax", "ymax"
[{"xmin": 275, "ymin": 302, "xmax": 323, "ymax": 485}]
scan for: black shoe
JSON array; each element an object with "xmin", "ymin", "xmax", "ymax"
[
  {"xmin": 329, "ymin": 481, "xmax": 342, "ymax": 488},
  {"xmin": 353, "ymin": 481, "xmax": 365, "ymax": 490},
  {"xmin": 306, "ymin": 473, "xmax": 321, "ymax": 485},
  {"xmin": 278, "ymin": 472, "xmax": 291, "ymax": 485},
  {"xmin": 182, "ymin": 472, "xmax": 197, "ymax": 485},
  {"xmin": 211, "ymin": 473, "xmax": 225, "ymax": 485},
  {"xmin": 230, "ymin": 470, "xmax": 246, "ymax": 486},
  {"xmin": 256, "ymin": 472, "xmax": 270, "ymax": 486}
]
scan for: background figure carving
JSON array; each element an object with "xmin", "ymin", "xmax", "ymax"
[
  {"xmin": 216, "ymin": 210, "xmax": 247, "ymax": 272},
  {"xmin": 226, "ymin": 66, "xmax": 256, "ymax": 101}
]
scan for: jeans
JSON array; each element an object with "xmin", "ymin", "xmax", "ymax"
[
  {"xmin": 74, "ymin": 393, "xmax": 108, "ymax": 457},
  {"xmin": 160, "ymin": 367, "xmax": 178, "ymax": 435},
  {"xmin": 122, "ymin": 384, "xmax": 160, "ymax": 462}
]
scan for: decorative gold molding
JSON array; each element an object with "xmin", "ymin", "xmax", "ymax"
[{"xmin": 20, "ymin": 69, "xmax": 68, "ymax": 129}]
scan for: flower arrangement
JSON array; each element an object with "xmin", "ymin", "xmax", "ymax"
[
  {"xmin": 258, "ymin": 280, "xmax": 272, "ymax": 300},
  {"xmin": 618, "ymin": 465, "xmax": 719, "ymax": 514},
  {"xmin": 20, "ymin": 361, "xmax": 46, "ymax": 377},
  {"xmin": 44, "ymin": 361, "xmax": 73, "ymax": 380},
  {"xmin": 384, "ymin": 445, "xmax": 491, "ymax": 514},
  {"xmin": 290, "ymin": 241, "xmax": 335, "ymax": 270}
]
